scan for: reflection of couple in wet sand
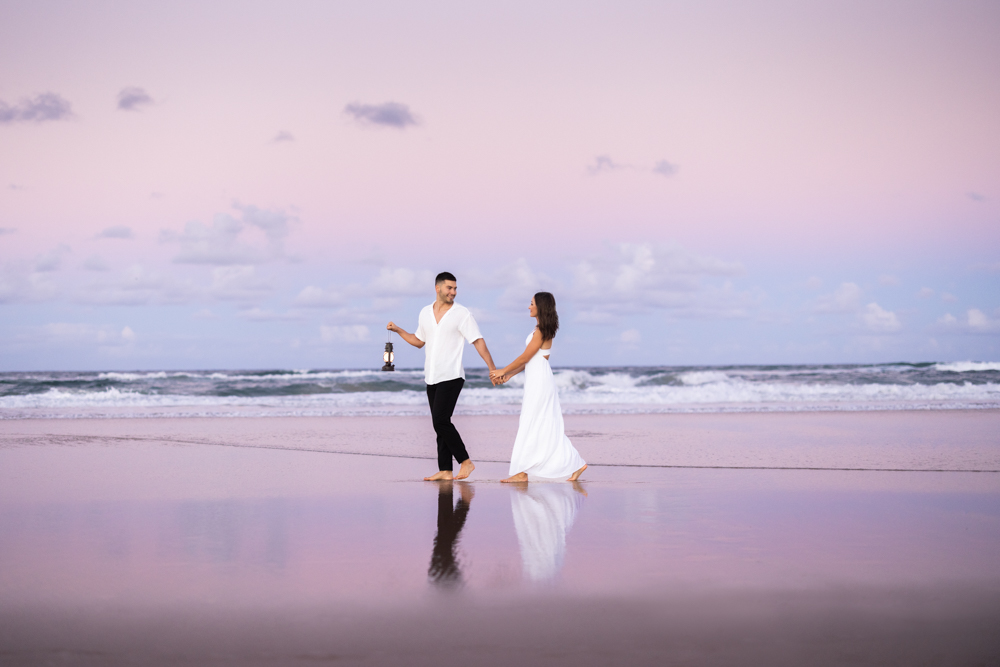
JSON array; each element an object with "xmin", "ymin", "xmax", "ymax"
[
  {"xmin": 387, "ymin": 272, "xmax": 587, "ymax": 484},
  {"xmin": 429, "ymin": 480, "xmax": 587, "ymax": 586}
]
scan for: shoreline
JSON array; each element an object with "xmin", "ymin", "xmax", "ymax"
[{"xmin": 3, "ymin": 409, "xmax": 999, "ymax": 474}]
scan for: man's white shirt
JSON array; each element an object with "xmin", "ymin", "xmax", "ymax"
[{"xmin": 414, "ymin": 302, "xmax": 483, "ymax": 385}]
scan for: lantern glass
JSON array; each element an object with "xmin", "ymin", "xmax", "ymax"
[{"xmin": 381, "ymin": 340, "xmax": 395, "ymax": 371}]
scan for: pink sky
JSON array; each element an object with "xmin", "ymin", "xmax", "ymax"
[{"xmin": 1, "ymin": 1, "xmax": 998, "ymax": 369}]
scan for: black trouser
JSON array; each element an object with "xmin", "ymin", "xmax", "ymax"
[{"xmin": 426, "ymin": 377, "xmax": 469, "ymax": 471}]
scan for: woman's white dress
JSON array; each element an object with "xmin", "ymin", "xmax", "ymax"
[{"xmin": 508, "ymin": 332, "xmax": 587, "ymax": 479}]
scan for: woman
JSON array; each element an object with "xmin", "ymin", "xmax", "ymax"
[{"xmin": 490, "ymin": 292, "xmax": 587, "ymax": 483}]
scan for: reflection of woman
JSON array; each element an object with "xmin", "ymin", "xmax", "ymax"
[
  {"xmin": 510, "ymin": 482, "xmax": 586, "ymax": 581},
  {"xmin": 491, "ymin": 292, "xmax": 587, "ymax": 483},
  {"xmin": 428, "ymin": 481, "xmax": 474, "ymax": 588}
]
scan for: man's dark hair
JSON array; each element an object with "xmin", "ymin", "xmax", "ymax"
[
  {"xmin": 435, "ymin": 272, "xmax": 457, "ymax": 284},
  {"xmin": 534, "ymin": 292, "xmax": 559, "ymax": 341}
]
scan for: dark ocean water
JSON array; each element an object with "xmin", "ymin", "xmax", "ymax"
[{"xmin": 2, "ymin": 362, "xmax": 998, "ymax": 418}]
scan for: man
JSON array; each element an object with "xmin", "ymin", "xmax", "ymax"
[{"xmin": 387, "ymin": 272, "xmax": 497, "ymax": 481}]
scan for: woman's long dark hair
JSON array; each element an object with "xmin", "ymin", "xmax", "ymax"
[{"xmin": 534, "ymin": 292, "xmax": 559, "ymax": 342}]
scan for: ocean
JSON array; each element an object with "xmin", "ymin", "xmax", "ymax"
[{"xmin": 1, "ymin": 361, "xmax": 998, "ymax": 419}]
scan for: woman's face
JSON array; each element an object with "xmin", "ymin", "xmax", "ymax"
[{"xmin": 529, "ymin": 297, "xmax": 537, "ymax": 318}]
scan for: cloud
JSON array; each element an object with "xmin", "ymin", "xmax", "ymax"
[
  {"xmin": 209, "ymin": 265, "xmax": 272, "ymax": 301},
  {"xmin": 940, "ymin": 292, "xmax": 957, "ymax": 302},
  {"xmin": 966, "ymin": 308, "xmax": 999, "ymax": 332},
  {"xmin": 0, "ymin": 92, "xmax": 73, "ymax": 123},
  {"xmin": 36, "ymin": 323, "xmax": 135, "ymax": 347},
  {"xmin": 82, "ymin": 255, "xmax": 110, "ymax": 272},
  {"xmin": 293, "ymin": 286, "xmax": 345, "ymax": 307},
  {"xmin": 587, "ymin": 155, "xmax": 623, "ymax": 175},
  {"xmin": 344, "ymin": 101, "xmax": 417, "ymax": 128},
  {"xmin": 933, "ymin": 310, "xmax": 999, "ymax": 333},
  {"xmin": 860, "ymin": 302, "xmax": 901, "ymax": 333},
  {"xmin": 74, "ymin": 264, "xmax": 198, "ymax": 306},
  {"xmin": 96, "ymin": 225, "xmax": 134, "ymax": 239},
  {"xmin": 571, "ymin": 243, "xmax": 752, "ymax": 321},
  {"xmin": 321, "ymin": 324, "xmax": 371, "ymax": 343},
  {"xmin": 237, "ymin": 307, "xmax": 305, "ymax": 321},
  {"xmin": 620, "ymin": 328, "xmax": 641, "ymax": 344},
  {"xmin": 652, "ymin": 160, "xmax": 678, "ymax": 177},
  {"xmin": 917, "ymin": 287, "xmax": 935, "ymax": 299},
  {"xmin": 813, "ymin": 282, "xmax": 862, "ymax": 313},
  {"xmin": 878, "ymin": 274, "xmax": 900, "ymax": 286},
  {"xmin": 473, "ymin": 258, "xmax": 556, "ymax": 311},
  {"xmin": 805, "ymin": 276, "xmax": 823, "ymax": 290},
  {"xmin": 0, "ymin": 227, "xmax": 16, "ymax": 235},
  {"xmin": 0, "ymin": 260, "xmax": 60, "ymax": 303},
  {"xmin": 117, "ymin": 86, "xmax": 153, "ymax": 111},
  {"xmin": 967, "ymin": 192, "xmax": 986, "ymax": 202},
  {"xmin": 161, "ymin": 203, "xmax": 295, "ymax": 265},
  {"xmin": 937, "ymin": 313, "xmax": 957, "ymax": 326},
  {"xmin": 370, "ymin": 267, "xmax": 435, "ymax": 296},
  {"xmin": 272, "ymin": 131, "xmax": 294, "ymax": 143},
  {"xmin": 34, "ymin": 245, "xmax": 71, "ymax": 272}
]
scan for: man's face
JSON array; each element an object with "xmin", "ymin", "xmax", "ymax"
[{"xmin": 436, "ymin": 280, "xmax": 457, "ymax": 304}]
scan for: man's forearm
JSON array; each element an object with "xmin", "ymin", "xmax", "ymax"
[
  {"xmin": 473, "ymin": 339, "xmax": 496, "ymax": 370},
  {"xmin": 396, "ymin": 329, "xmax": 424, "ymax": 348}
]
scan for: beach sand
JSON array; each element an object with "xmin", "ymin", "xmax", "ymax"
[{"xmin": 1, "ymin": 411, "xmax": 999, "ymax": 665}]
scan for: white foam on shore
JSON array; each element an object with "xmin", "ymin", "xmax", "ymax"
[{"xmin": 2, "ymin": 379, "xmax": 999, "ymax": 419}]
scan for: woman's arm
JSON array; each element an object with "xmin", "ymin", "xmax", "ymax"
[{"xmin": 491, "ymin": 330, "xmax": 543, "ymax": 382}]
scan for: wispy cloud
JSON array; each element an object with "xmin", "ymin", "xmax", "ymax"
[
  {"xmin": 272, "ymin": 130, "xmax": 294, "ymax": 143},
  {"xmin": 82, "ymin": 255, "xmax": 110, "ymax": 272},
  {"xmin": 0, "ymin": 93, "xmax": 73, "ymax": 123},
  {"xmin": 34, "ymin": 245, "xmax": 71, "ymax": 272},
  {"xmin": 117, "ymin": 86, "xmax": 153, "ymax": 111},
  {"xmin": 161, "ymin": 203, "xmax": 295, "ymax": 265},
  {"xmin": 570, "ymin": 243, "xmax": 751, "ymax": 321},
  {"xmin": 651, "ymin": 160, "xmax": 678, "ymax": 177},
  {"xmin": 96, "ymin": 225, "xmax": 134, "ymax": 240},
  {"xmin": 320, "ymin": 324, "xmax": 371, "ymax": 343},
  {"xmin": 588, "ymin": 155, "xmax": 680, "ymax": 177},
  {"xmin": 0, "ymin": 227, "xmax": 16, "ymax": 235},
  {"xmin": 344, "ymin": 101, "xmax": 418, "ymax": 128},
  {"xmin": 812, "ymin": 282, "xmax": 862, "ymax": 313},
  {"xmin": 587, "ymin": 155, "xmax": 624, "ymax": 175},
  {"xmin": 370, "ymin": 267, "xmax": 435, "ymax": 296},
  {"xmin": 293, "ymin": 286, "xmax": 345, "ymax": 308},
  {"xmin": 967, "ymin": 192, "xmax": 986, "ymax": 202},
  {"xmin": 237, "ymin": 307, "xmax": 305, "ymax": 321}
]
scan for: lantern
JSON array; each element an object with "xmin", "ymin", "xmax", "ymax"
[{"xmin": 382, "ymin": 333, "xmax": 395, "ymax": 372}]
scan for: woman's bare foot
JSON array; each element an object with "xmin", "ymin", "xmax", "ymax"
[
  {"xmin": 424, "ymin": 470, "xmax": 455, "ymax": 481},
  {"xmin": 502, "ymin": 472, "xmax": 529, "ymax": 483},
  {"xmin": 454, "ymin": 459, "xmax": 476, "ymax": 480},
  {"xmin": 568, "ymin": 464, "xmax": 587, "ymax": 482},
  {"xmin": 571, "ymin": 480, "xmax": 588, "ymax": 497}
]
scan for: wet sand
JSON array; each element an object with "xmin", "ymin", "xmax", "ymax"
[{"xmin": 1, "ymin": 411, "xmax": 999, "ymax": 665}]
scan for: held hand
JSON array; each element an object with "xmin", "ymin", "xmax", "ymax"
[{"xmin": 387, "ymin": 321, "xmax": 398, "ymax": 333}]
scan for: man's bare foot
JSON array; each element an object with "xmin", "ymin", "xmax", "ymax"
[
  {"xmin": 424, "ymin": 470, "xmax": 454, "ymax": 481},
  {"xmin": 454, "ymin": 459, "xmax": 475, "ymax": 480},
  {"xmin": 568, "ymin": 464, "xmax": 587, "ymax": 482},
  {"xmin": 502, "ymin": 472, "xmax": 529, "ymax": 483}
]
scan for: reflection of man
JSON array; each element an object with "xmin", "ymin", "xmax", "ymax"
[
  {"xmin": 388, "ymin": 272, "xmax": 497, "ymax": 481},
  {"xmin": 428, "ymin": 481, "xmax": 474, "ymax": 588}
]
